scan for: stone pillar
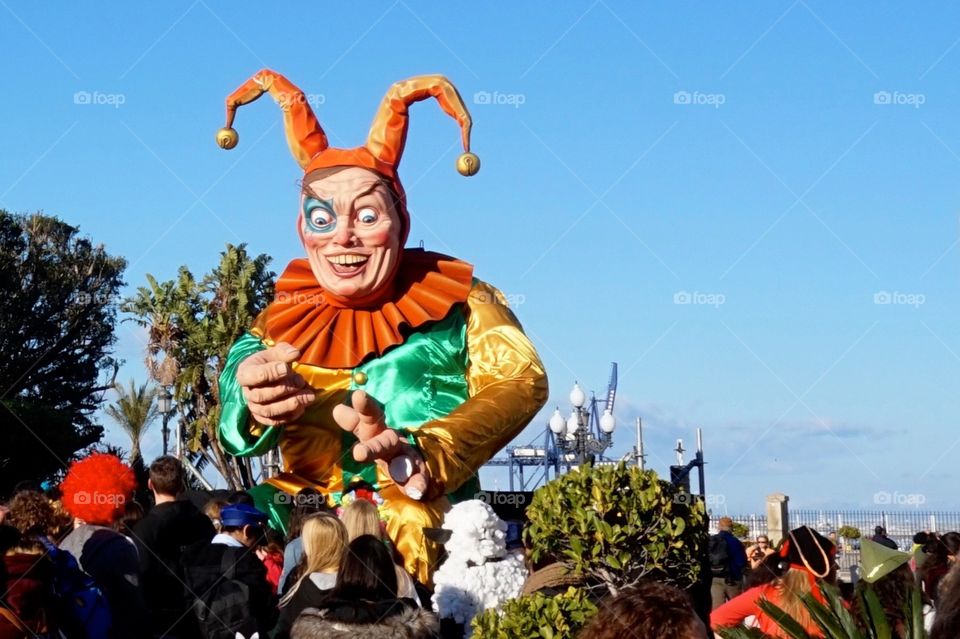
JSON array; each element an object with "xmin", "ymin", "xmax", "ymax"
[{"xmin": 766, "ymin": 493, "xmax": 789, "ymax": 545}]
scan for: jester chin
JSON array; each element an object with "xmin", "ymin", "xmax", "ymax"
[{"xmin": 215, "ymin": 70, "xmax": 547, "ymax": 582}]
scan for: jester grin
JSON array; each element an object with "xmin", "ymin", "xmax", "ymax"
[
  {"xmin": 327, "ymin": 253, "xmax": 370, "ymax": 276},
  {"xmin": 328, "ymin": 254, "xmax": 369, "ymax": 266}
]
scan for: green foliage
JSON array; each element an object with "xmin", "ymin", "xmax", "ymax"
[
  {"xmin": 717, "ymin": 581, "xmax": 928, "ymax": 639},
  {"xmin": 524, "ymin": 462, "xmax": 707, "ymax": 592},
  {"xmin": 732, "ymin": 522, "xmax": 750, "ymax": 539},
  {"xmin": 122, "ymin": 244, "xmax": 274, "ymax": 489},
  {"xmin": 839, "ymin": 525, "xmax": 862, "ymax": 540},
  {"xmin": 0, "ymin": 211, "xmax": 126, "ymax": 493},
  {"xmin": 471, "ymin": 587, "xmax": 597, "ymax": 639},
  {"xmin": 103, "ymin": 379, "xmax": 158, "ymax": 464}
]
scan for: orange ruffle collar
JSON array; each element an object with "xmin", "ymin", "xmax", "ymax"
[{"xmin": 258, "ymin": 249, "xmax": 474, "ymax": 369}]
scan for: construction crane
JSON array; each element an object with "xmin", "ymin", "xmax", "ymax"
[{"xmin": 484, "ymin": 362, "xmax": 619, "ymax": 491}]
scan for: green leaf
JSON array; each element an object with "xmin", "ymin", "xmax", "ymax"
[{"xmin": 757, "ymin": 598, "xmax": 816, "ymax": 639}]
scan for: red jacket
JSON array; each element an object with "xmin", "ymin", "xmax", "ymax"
[
  {"xmin": 711, "ymin": 584, "xmax": 824, "ymax": 639},
  {"xmin": 0, "ymin": 551, "xmax": 57, "ymax": 639}
]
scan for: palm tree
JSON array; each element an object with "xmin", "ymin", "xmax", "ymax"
[{"xmin": 104, "ymin": 379, "xmax": 159, "ymax": 464}]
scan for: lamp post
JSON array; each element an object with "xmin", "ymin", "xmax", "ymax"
[
  {"xmin": 157, "ymin": 387, "xmax": 174, "ymax": 456},
  {"xmin": 548, "ymin": 382, "xmax": 616, "ymax": 468}
]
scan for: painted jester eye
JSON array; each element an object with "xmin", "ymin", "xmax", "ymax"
[
  {"xmin": 357, "ymin": 207, "xmax": 379, "ymax": 225},
  {"xmin": 303, "ymin": 197, "xmax": 336, "ymax": 232}
]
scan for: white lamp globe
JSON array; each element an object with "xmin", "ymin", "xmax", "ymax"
[
  {"xmin": 600, "ymin": 409, "xmax": 616, "ymax": 433},
  {"xmin": 566, "ymin": 411, "xmax": 579, "ymax": 434},
  {"xmin": 569, "ymin": 383, "xmax": 586, "ymax": 408},
  {"xmin": 549, "ymin": 408, "xmax": 566, "ymax": 434}
]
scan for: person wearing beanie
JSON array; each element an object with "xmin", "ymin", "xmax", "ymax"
[
  {"xmin": 711, "ymin": 526, "xmax": 837, "ymax": 638},
  {"xmin": 58, "ymin": 453, "xmax": 148, "ymax": 639},
  {"xmin": 214, "ymin": 69, "xmax": 548, "ymax": 584},
  {"xmin": 181, "ymin": 503, "xmax": 277, "ymax": 638}
]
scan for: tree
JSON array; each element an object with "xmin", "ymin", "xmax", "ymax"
[
  {"xmin": 0, "ymin": 211, "xmax": 125, "ymax": 494},
  {"xmin": 103, "ymin": 379, "xmax": 158, "ymax": 464},
  {"xmin": 122, "ymin": 244, "xmax": 274, "ymax": 489}
]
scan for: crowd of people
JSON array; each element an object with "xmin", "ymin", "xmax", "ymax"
[
  {"xmin": 0, "ymin": 453, "xmax": 711, "ymax": 639},
  {"xmin": 6, "ymin": 451, "xmax": 960, "ymax": 639},
  {"xmin": 708, "ymin": 517, "xmax": 960, "ymax": 637}
]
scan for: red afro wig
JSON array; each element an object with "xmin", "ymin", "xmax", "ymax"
[{"xmin": 61, "ymin": 454, "xmax": 136, "ymax": 525}]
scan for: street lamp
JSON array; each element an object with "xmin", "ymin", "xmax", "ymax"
[
  {"xmin": 550, "ymin": 382, "xmax": 617, "ymax": 467},
  {"xmin": 157, "ymin": 387, "xmax": 174, "ymax": 456}
]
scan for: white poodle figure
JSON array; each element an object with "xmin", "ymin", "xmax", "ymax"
[{"xmin": 431, "ymin": 499, "xmax": 527, "ymax": 636}]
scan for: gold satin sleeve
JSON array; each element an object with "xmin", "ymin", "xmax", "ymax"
[{"xmin": 413, "ymin": 280, "xmax": 548, "ymax": 495}]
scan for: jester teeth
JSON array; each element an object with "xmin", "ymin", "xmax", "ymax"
[{"xmin": 328, "ymin": 254, "xmax": 369, "ymax": 266}]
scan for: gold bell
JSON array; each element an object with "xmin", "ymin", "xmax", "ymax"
[
  {"xmin": 216, "ymin": 127, "xmax": 239, "ymax": 150},
  {"xmin": 353, "ymin": 372, "xmax": 368, "ymax": 386},
  {"xmin": 456, "ymin": 152, "xmax": 480, "ymax": 176}
]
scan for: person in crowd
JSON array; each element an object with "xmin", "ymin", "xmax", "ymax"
[
  {"xmin": 745, "ymin": 534, "xmax": 775, "ymax": 570},
  {"xmin": 290, "ymin": 534, "xmax": 437, "ymax": 639},
  {"xmin": 340, "ymin": 498, "xmax": 420, "ymax": 602},
  {"xmin": 1, "ymin": 494, "xmax": 59, "ymax": 637},
  {"xmin": 852, "ymin": 562, "xmax": 914, "ymax": 636},
  {"xmin": 181, "ymin": 503, "xmax": 277, "ymax": 639},
  {"xmin": 259, "ymin": 528, "xmax": 287, "ymax": 594},
  {"xmin": 279, "ymin": 487, "xmax": 331, "ymax": 594},
  {"xmin": 577, "ymin": 579, "xmax": 708, "ymax": 639},
  {"xmin": 204, "ymin": 498, "xmax": 228, "ymax": 533},
  {"xmin": 134, "ymin": 455, "xmax": 216, "ymax": 639},
  {"xmin": 919, "ymin": 531, "xmax": 960, "ymax": 605},
  {"xmin": 871, "ymin": 525, "xmax": 898, "ymax": 550},
  {"xmin": 931, "ymin": 558, "xmax": 960, "ymax": 639},
  {"xmin": 712, "ymin": 526, "xmax": 837, "ymax": 638},
  {"xmin": 114, "ymin": 499, "xmax": 143, "ymax": 542},
  {"xmin": 272, "ymin": 513, "xmax": 348, "ymax": 639},
  {"xmin": 710, "ymin": 516, "xmax": 748, "ymax": 609},
  {"xmin": 58, "ymin": 453, "xmax": 148, "ymax": 639}
]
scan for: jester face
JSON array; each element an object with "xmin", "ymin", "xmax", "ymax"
[{"xmin": 299, "ymin": 166, "xmax": 402, "ymax": 300}]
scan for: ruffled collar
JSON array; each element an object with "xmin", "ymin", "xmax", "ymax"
[{"xmin": 259, "ymin": 249, "xmax": 474, "ymax": 368}]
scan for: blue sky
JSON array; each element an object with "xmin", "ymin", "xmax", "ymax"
[{"xmin": 2, "ymin": 1, "xmax": 959, "ymax": 513}]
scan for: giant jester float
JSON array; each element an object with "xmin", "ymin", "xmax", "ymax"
[{"xmin": 214, "ymin": 70, "xmax": 548, "ymax": 582}]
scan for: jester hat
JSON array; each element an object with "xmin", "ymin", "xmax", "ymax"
[
  {"xmin": 60, "ymin": 453, "xmax": 136, "ymax": 526},
  {"xmin": 216, "ymin": 70, "xmax": 480, "ymax": 243}
]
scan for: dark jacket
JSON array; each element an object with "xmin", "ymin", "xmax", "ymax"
[
  {"xmin": 271, "ymin": 573, "xmax": 336, "ymax": 639},
  {"xmin": 871, "ymin": 534, "xmax": 898, "ymax": 550},
  {"xmin": 181, "ymin": 538, "xmax": 277, "ymax": 638},
  {"xmin": 59, "ymin": 524, "xmax": 147, "ymax": 639},
  {"xmin": 291, "ymin": 598, "xmax": 437, "ymax": 639},
  {"xmin": 134, "ymin": 498, "xmax": 215, "ymax": 637},
  {"xmin": 719, "ymin": 530, "xmax": 748, "ymax": 581}
]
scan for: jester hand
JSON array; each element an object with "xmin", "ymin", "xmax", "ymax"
[
  {"xmin": 237, "ymin": 343, "xmax": 315, "ymax": 427},
  {"xmin": 332, "ymin": 390, "xmax": 430, "ymax": 501}
]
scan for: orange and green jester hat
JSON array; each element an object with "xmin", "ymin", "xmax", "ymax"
[{"xmin": 215, "ymin": 69, "xmax": 548, "ymax": 583}]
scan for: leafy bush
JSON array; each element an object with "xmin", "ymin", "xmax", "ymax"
[
  {"xmin": 731, "ymin": 522, "xmax": 750, "ymax": 539},
  {"xmin": 524, "ymin": 463, "xmax": 707, "ymax": 592},
  {"xmin": 839, "ymin": 525, "xmax": 862, "ymax": 540},
  {"xmin": 471, "ymin": 587, "xmax": 597, "ymax": 639}
]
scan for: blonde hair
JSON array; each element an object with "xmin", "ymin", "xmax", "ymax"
[
  {"xmin": 280, "ymin": 514, "xmax": 348, "ymax": 606},
  {"xmin": 769, "ymin": 569, "xmax": 816, "ymax": 629},
  {"xmin": 341, "ymin": 499, "xmax": 383, "ymax": 542}
]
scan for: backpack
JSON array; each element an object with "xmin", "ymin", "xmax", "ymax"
[
  {"xmin": 192, "ymin": 547, "xmax": 259, "ymax": 639},
  {"xmin": 39, "ymin": 537, "xmax": 112, "ymax": 639},
  {"xmin": 709, "ymin": 533, "xmax": 731, "ymax": 578}
]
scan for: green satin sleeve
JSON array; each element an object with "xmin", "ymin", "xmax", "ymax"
[{"xmin": 218, "ymin": 332, "xmax": 279, "ymax": 457}]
